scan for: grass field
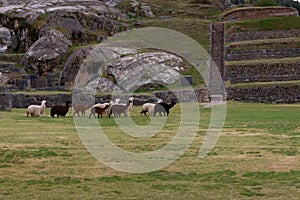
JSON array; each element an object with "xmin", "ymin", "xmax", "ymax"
[{"xmin": 0, "ymin": 101, "xmax": 299, "ymax": 199}]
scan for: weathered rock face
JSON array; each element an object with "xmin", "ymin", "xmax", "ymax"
[
  {"xmin": 0, "ymin": 62, "xmax": 26, "ymax": 85},
  {"xmin": 0, "ymin": 27, "xmax": 11, "ymax": 53},
  {"xmin": 1, "ymin": 0, "xmax": 129, "ymax": 74},
  {"xmin": 21, "ymin": 28, "xmax": 72, "ymax": 75},
  {"xmin": 43, "ymin": 9, "xmax": 127, "ymax": 43},
  {"xmin": 60, "ymin": 46, "xmax": 95, "ymax": 89},
  {"xmin": 64, "ymin": 46, "xmax": 138, "ymax": 90},
  {"xmin": 61, "ymin": 45, "xmax": 184, "ymax": 92},
  {"xmin": 86, "ymin": 77, "xmax": 121, "ymax": 92},
  {"xmin": 115, "ymin": 0, "xmax": 155, "ymax": 18},
  {"xmin": 106, "ymin": 52, "xmax": 182, "ymax": 91}
]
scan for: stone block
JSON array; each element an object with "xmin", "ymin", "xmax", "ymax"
[{"xmin": 180, "ymin": 75, "xmax": 193, "ymax": 87}]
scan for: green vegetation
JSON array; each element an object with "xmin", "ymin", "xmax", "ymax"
[
  {"xmin": 226, "ymin": 37, "xmax": 300, "ymax": 51},
  {"xmin": 225, "ymin": 56, "xmax": 300, "ymax": 65},
  {"xmin": 226, "ymin": 80, "xmax": 300, "ymax": 88},
  {"xmin": 256, "ymin": 0, "xmax": 276, "ymax": 6},
  {"xmin": 142, "ymin": 18, "xmax": 210, "ymax": 51},
  {"xmin": 225, "ymin": 16, "xmax": 300, "ymax": 33},
  {"xmin": 230, "ymin": 0, "xmax": 300, "ymax": 14},
  {"xmin": 141, "ymin": 0, "xmax": 223, "ymax": 19},
  {"xmin": 0, "ymin": 102, "xmax": 299, "ymax": 199}
]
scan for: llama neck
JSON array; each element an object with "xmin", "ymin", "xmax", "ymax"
[
  {"xmin": 125, "ymin": 101, "xmax": 133, "ymax": 112},
  {"xmin": 65, "ymin": 103, "xmax": 70, "ymax": 110},
  {"xmin": 168, "ymin": 102, "xmax": 175, "ymax": 109},
  {"xmin": 41, "ymin": 103, "xmax": 46, "ymax": 113}
]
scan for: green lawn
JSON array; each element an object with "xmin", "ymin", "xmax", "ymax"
[{"xmin": 0, "ymin": 101, "xmax": 299, "ymax": 199}]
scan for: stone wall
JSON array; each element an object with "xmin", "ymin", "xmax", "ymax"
[
  {"xmin": 226, "ymin": 61, "xmax": 300, "ymax": 83},
  {"xmin": 208, "ymin": 22, "xmax": 226, "ymax": 100},
  {"xmin": 210, "ymin": 22, "xmax": 225, "ymax": 79},
  {"xmin": 222, "ymin": 7, "xmax": 298, "ymax": 22},
  {"xmin": 1, "ymin": 85, "xmax": 298, "ymax": 110},
  {"xmin": 226, "ymin": 48, "xmax": 300, "ymax": 61},
  {"xmin": 222, "ymin": 8, "xmax": 300, "ymax": 86},
  {"xmin": 225, "ymin": 29, "xmax": 300, "ymax": 43},
  {"xmin": 0, "ymin": 88, "xmax": 210, "ymax": 110},
  {"xmin": 227, "ymin": 85, "xmax": 300, "ymax": 103},
  {"xmin": 154, "ymin": 88, "xmax": 209, "ymax": 103}
]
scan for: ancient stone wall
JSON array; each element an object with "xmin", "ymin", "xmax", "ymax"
[
  {"xmin": 225, "ymin": 29, "xmax": 300, "ymax": 43},
  {"xmin": 208, "ymin": 22, "xmax": 226, "ymax": 101},
  {"xmin": 227, "ymin": 85, "xmax": 300, "ymax": 103},
  {"xmin": 0, "ymin": 88, "xmax": 210, "ymax": 110},
  {"xmin": 1, "ymin": 85, "xmax": 299, "ymax": 110},
  {"xmin": 224, "ymin": 8, "xmax": 300, "ymax": 86},
  {"xmin": 226, "ymin": 48, "xmax": 300, "ymax": 61},
  {"xmin": 222, "ymin": 7, "xmax": 298, "ymax": 22},
  {"xmin": 210, "ymin": 22, "xmax": 225, "ymax": 79},
  {"xmin": 226, "ymin": 61, "xmax": 300, "ymax": 83}
]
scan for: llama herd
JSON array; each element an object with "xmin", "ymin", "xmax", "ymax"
[{"xmin": 26, "ymin": 98, "xmax": 177, "ymax": 118}]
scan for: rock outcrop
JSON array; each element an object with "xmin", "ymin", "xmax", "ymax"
[
  {"xmin": 0, "ymin": 0, "xmax": 174, "ymax": 92},
  {"xmin": 106, "ymin": 52, "xmax": 182, "ymax": 91},
  {"xmin": 21, "ymin": 28, "xmax": 72, "ymax": 75},
  {"xmin": 0, "ymin": 27, "xmax": 11, "ymax": 53},
  {"xmin": 61, "ymin": 45, "xmax": 184, "ymax": 92},
  {"xmin": 116, "ymin": 0, "xmax": 155, "ymax": 18},
  {"xmin": 60, "ymin": 46, "xmax": 95, "ymax": 90},
  {"xmin": 0, "ymin": 0, "xmax": 129, "ymax": 75}
]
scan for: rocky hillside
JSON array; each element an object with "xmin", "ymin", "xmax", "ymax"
[
  {"xmin": 0, "ymin": 0, "xmax": 219, "ymax": 92},
  {"xmin": 1, "ymin": 0, "xmax": 299, "ymax": 100}
]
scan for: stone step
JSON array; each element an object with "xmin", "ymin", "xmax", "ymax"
[
  {"xmin": 225, "ymin": 37, "xmax": 300, "ymax": 52},
  {"xmin": 225, "ymin": 48, "xmax": 300, "ymax": 61},
  {"xmin": 225, "ymin": 57, "xmax": 300, "ymax": 83},
  {"xmin": 0, "ymin": 62, "xmax": 25, "ymax": 74},
  {"xmin": 0, "ymin": 53, "xmax": 24, "ymax": 63},
  {"xmin": 227, "ymin": 75, "xmax": 300, "ymax": 84},
  {"xmin": 225, "ymin": 29, "xmax": 300, "ymax": 43}
]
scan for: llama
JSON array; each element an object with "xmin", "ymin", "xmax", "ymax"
[
  {"xmin": 89, "ymin": 104, "xmax": 110, "ymax": 118},
  {"xmin": 73, "ymin": 103, "xmax": 91, "ymax": 117},
  {"xmin": 109, "ymin": 99, "xmax": 133, "ymax": 118},
  {"xmin": 154, "ymin": 101, "xmax": 176, "ymax": 116},
  {"xmin": 140, "ymin": 99, "xmax": 163, "ymax": 116},
  {"xmin": 89, "ymin": 102, "xmax": 112, "ymax": 118},
  {"xmin": 50, "ymin": 101, "xmax": 71, "ymax": 117},
  {"xmin": 140, "ymin": 103, "xmax": 155, "ymax": 116},
  {"xmin": 27, "ymin": 100, "xmax": 46, "ymax": 117}
]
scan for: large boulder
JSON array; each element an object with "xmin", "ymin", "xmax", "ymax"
[
  {"xmin": 68, "ymin": 48, "xmax": 184, "ymax": 92},
  {"xmin": 106, "ymin": 52, "xmax": 182, "ymax": 91},
  {"xmin": 61, "ymin": 46, "xmax": 137, "ymax": 90},
  {"xmin": 21, "ymin": 28, "xmax": 72, "ymax": 75},
  {"xmin": 60, "ymin": 46, "xmax": 184, "ymax": 92}
]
